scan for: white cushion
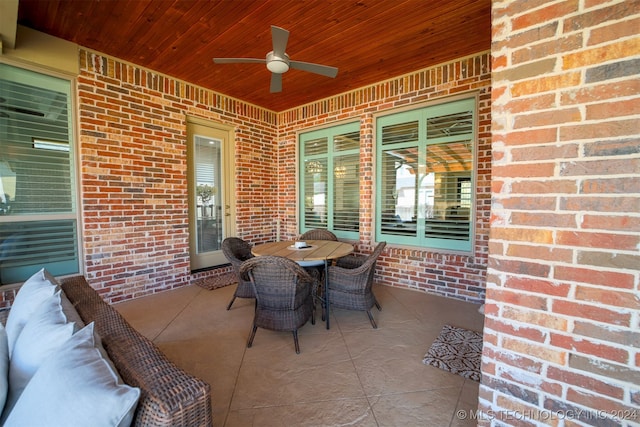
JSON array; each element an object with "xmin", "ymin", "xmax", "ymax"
[
  {"xmin": 3, "ymin": 323, "xmax": 140, "ymax": 427},
  {"xmin": 59, "ymin": 290, "xmax": 85, "ymax": 329},
  {"xmin": 3, "ymin": 291, "xmax": 76, "ymax": 417},
  {"xmin": 0, "ymin": 323, "xmax": 8, "ymax": 413},
  {"xmin": 4, "ymin": 269, "xmax": 58, "ymax": 355}
]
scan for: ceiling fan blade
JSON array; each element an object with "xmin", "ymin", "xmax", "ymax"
[
  {"xmin": 290, "ymin": 61, "xmax": 338, "ymax": 78},
  {"xmin": 271, "ymin": 26, "xmax": 289, "ymax": 58},
  {"xmin": 270, "ymin": 73, "xmax": 282, "ymax": 93},
  {"xmin": 213, "ymin": 58, "xmax": 265, "ymax": 64}
]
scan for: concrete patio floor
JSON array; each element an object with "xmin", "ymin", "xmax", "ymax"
[{"xmin": 115, "ymin": 282, "xmax": 485, "ymax": 426}]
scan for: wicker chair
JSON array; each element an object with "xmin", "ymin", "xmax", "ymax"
[
  {"xmin": 239, "ymin": 256, "xmax": 316, "ymax": 354},
  {"xmin": 221, "ymin": 237, "xmax": 255, "ymax": 310},
  {"xmin": 298, "ymin": 228, "xmax": 337, "ymax": 302},
  {"xmin": 326, "ymin": 242, "xmax": 387, "ymax": 328},
  {"xmin": 298, "ymin": 228, "xmax": 338, "ymax": 241}
]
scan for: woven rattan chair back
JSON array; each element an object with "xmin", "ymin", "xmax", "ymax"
[
  {"xmin": 239, "ymin": 256, "xmax": 316, "ymax": 354},
  {"xmin": 222, "ymin": 237, "xmax": 255, "ymax": 310},
  {"xmin": 297, "ymin": 228, "xmax": 338, "ymax": 286},
  {"xmin": 327, "ymin": 241, "xmax": 387, "ymax": 328},
  {"xmin": 298, "ymin": 228, "xmax": 338, "ymax": 241}
]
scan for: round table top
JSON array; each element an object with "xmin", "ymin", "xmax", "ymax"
[{"xmin": 251, "ymin": 240, "xmax": 354, "ymax": 263}]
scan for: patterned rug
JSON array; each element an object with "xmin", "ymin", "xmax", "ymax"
[
  {"xmin": 194, "ymin": 272, "xmax": 237, "ymax": 290},
  {"xmin": 422, "ymin": 324, "xmax": 483, "ymax": 381}
]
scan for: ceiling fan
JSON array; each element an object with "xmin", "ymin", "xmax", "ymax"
[{"xmin": 213, "ymin": 26, "xmax": 338, "ymax": 93}]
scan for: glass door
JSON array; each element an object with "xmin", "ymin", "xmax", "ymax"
[
  {"xmin": 187, "ymin": 118, "xmax": 235, "ymax": 270},
  {"xmin": 195, "ymin": 135, "xmax": 222, "ymax": 253}
]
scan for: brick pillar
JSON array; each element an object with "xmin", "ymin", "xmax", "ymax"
[{"xmin": 482, "ymin": 0, "xmax": 639, "ymax": 425}]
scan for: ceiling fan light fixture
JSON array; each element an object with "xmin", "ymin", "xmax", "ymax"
[
  {"xmin": 266, "ymin": 51, "xmax": 290, "ymax": 74},
  {"xmin": 267, "ymin": 60, "xmax": 289, "ymax": 74}
]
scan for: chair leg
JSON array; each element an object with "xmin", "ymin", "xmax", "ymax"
[
  {"xmin": 311, "ymin": 305, "xmax": 316, "ymax": 325},
  {"xmin": 247, "ymin": 325, "xmax": 258, "ymax": 348},
  {"xmin": 292, "ymin": 330, "xmax": 300, "ymax": 354},
  {"xmin": 226, "ymin": 295, "xmax": 237, "ymax": 310},
  {"xmin": 366, "ymin": 310, "xmax": 378, "ymax": 329},
  {"xmin": 375, "ymin": 300, "xmax": 381, "ymax": 311},
  {"xmin": 321, "ymin": 296, "xmax": 329, "ymax": 322}
]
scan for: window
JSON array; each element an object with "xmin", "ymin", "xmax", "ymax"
[
  {"xmin": 0, "ymin": 63, "xmax": 79, "ymax": 284},
  {"xmin": 299, "ymin": 122, "xmax": 360, "ymax": 239},
  {"xmin": 376, "ymin": 97, "xmax": 476, "ymax": 251}
]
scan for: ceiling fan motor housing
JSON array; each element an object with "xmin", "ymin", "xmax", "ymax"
[{"xmin": 266, "ymin": 51, "xmax": 290, "ymax": 74}]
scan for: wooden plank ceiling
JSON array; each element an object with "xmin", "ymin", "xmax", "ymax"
[{"xmin": 17, "ymin": 0, "xmax": 491, "ymax": 112}]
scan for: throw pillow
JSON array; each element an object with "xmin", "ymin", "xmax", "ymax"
[
  {"xmin": 60, "ymin": 290, "xmax": 85, "ymax": 329},
  {"xmin": 4, "ymin": 268, "xmax": 58, "ymax": 355},
  {"xmin": 2, "ymin": 290, "xmax": 76, "ymax": 418},
  {"xmin": 3, "ymin": 323, "xmax": 141, "ymax": 427},
  {"xmin": 0, "ymin": 324, "xmax": 8, "ymax": 414}
]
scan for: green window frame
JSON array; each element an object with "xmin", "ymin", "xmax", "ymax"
[
  {"xmin": 299, "ymin": 122, "xmax": 360, "ymax": 240},
  {"xmin": 0, "ymin": 63, "xmax": 79, "ymax": 284},
  {"xmin": 375, "ymin": 97, "xmax": 476, "ymax": 252}
]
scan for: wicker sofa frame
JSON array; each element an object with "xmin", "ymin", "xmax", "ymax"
[{"xmin": 60, "ymin": 276, "xmax": 212, "ymax": 427}]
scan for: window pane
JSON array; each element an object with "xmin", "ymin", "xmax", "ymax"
[
  {"xmin": 425, "ymin": 140, "xmax": 472, "ymax": 241},
  {"xmin": 427, "ymin": 110, "xmax": 473, "ymax": 139},
  {"xmin": 195, "ymin": 136, "xmax": 222, "ymax": 253},
  {"xmin": 0, "ymin": 74, "xmax": 72, "ymax": 214},
  {"xmin": 303, "ymin": 158, "xmax": 328, "ymax": 229},
  {"xmin": 0, "ymin": 63, "xmax": 78, "ymax": 284},
  {"xmin": 304, "ymin": 136, "xmax": 328, "ymax": 156},
  {"xmin": 7, "ymin": 146, "xmax": 72, "ymax": 214},
  {"xmin": 300, "ymin": 122, "xmax": 360, "ymax": 238},
  {"xmin": 0, "ymin": 220, "xmax": 78, "ymax": 284},
  {"xmin": 376, "ymin": 97, "xmax": 475, "ymax": 251},
  {"xmin": 333, "ymin": 153, "xmax": 359, "ymax": 231},
  {"xmin": 381, "ymin": 121, "xmax": 419, "ymax": 145},
  {"xmin": 380, "ymin": 148, "xmax": 418, "ymax": 236},
  {"xmin": 334, "ymin": 130, "xmax": 359, "ymax": 151}
]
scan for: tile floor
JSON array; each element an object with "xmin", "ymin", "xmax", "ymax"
[{"xmin": 115, "ymin": 282, "xmax": 485, "ymax": 427}]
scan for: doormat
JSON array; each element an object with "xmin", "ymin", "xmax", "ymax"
[
  {"xmin": 194, "ymin": 272, "xmax": 237, "ymax": 290},
  {"xmin": 422, "ymin": 324, "xmax": 483, "ymax": 382}
]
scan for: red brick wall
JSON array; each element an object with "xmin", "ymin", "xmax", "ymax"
[
  {"xmin": 76, "ymin": 50, "xmax": 277, "ymax": 301},
  {"xmin": 279, "ymin": 54, "xmax": 493, "ymax": 302},
  {"xmin": 482, "ymin": 0, "xmax": 639, "ymax": 424},
  {"xmin": 0, "ymin": 49, "xmax": 490, "ymax": 305},
  {"xmin": 74, "ymin": 50, "xmax": 492, "ymax": 303}
]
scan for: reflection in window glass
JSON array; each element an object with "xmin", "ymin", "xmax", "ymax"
[
  {"xmin": 380, "ymin": 147, "xmax": 420, "ymax": 237},
  {"xmin": 300, "ymin": 123, "xmax": 360, "ymax": 239},
  {"xmin": 303, "ymin": 158, "xmax": 328, "ymax": 229},
  {"xmin": 376, "ymin": 97, "xmax": 475, "ymax": 251},
  {"xmin": 333, "ymin": 151, "xmax": 359, "ymax": 232},
  {"xmin": 194, "ymin": 136, "xmax": 222, "ymax": 253},
  {"xmin": 0, "ymin": 63, "xmax": 78, "ymax": 284}
]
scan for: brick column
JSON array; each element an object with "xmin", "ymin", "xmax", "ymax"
[{"xmin": 482, "ymin": 1, "xmax": 639, "ymax": 425}]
